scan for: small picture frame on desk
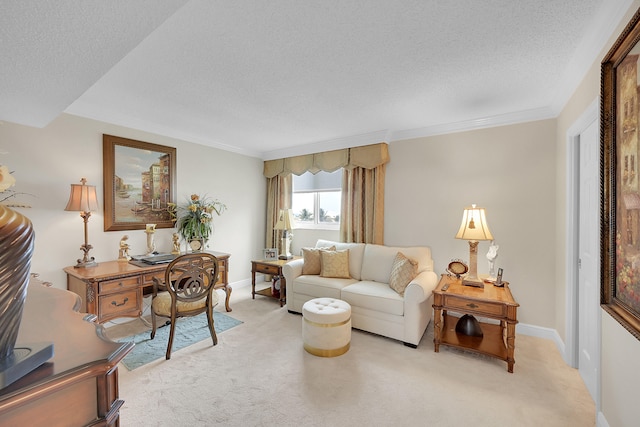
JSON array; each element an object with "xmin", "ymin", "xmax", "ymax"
[{"xmin": 263, "ymin": 248, "xmax": 278, "ymax": 261}]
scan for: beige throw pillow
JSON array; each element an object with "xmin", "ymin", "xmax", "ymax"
[
  {"xmin": 302, "ymin": 246, "xmax": 336, "ymax": 275},
  {"xmin": 320, "ymin": 249, "xmax": 351, "ymax": 279},
  {"xmin": 389, "ymin": 252, "xmax": 418, "ymax": 296}
]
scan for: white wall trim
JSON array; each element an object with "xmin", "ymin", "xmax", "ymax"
[
  {"xmin": 516, "ymin": 323, "xmax": 566, "ymax": 354},
  {"xmin": 564, "ymin": 98, "xmax": 600, "ymax": 368},
  {"xmin": 597, "ymin": 411, "xmax": 611, "ymax": 427}
]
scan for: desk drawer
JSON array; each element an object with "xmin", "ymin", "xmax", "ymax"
[
  {"xmin": 255, "ymin": 263, "xmax": 279, "ymax": 275},
  {"xmin": 143, "ymin": 272, "xmax": 164, "ymax": 287},
  {"xmin": 99, "ymin": 289, "xmax": 141, "ymax": 319},
  {"xmin": 98, "ymin": 276, "xmax": 139, "ymax": 293},
  {"xmin": 444, "ymin": 296, "xmax": 505, "ymax": 317}
]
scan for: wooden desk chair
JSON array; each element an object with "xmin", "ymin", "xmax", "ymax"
[{"xmin": 150, "ymin": 252, "xmax": 220, "ymax": 359}]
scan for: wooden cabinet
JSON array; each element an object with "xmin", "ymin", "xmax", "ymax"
[
  {"xmin": 65, "ymin": 251, "xmax": 231, "ymax": 323},
  {"xmin": 432, "ymin": 274, "xmax": 519, "ymax": 372},
  {"xmin": 0, "ymin": 280, "xmax": 133, "ymax": 426}
]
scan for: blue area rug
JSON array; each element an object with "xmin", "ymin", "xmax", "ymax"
[{"xmin": 118, "ymin": 312, "xmax": 242, "ymax": 370}]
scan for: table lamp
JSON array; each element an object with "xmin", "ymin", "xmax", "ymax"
[
  {"xmin": 65, "ymin": 178, "xmax": 100, "ymax": 268},
  {"xmin": 274, "ymin": 209, "xmax": 295, "ymax": 260},
  {"xmin": 455, "ymin": 204, "xmax": 493, "ymax": 287},
  {"xmin": 454, "ymin": 204, "xmax": 493, "ymax": 337}
]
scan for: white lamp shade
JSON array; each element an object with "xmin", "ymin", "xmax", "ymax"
[
  {"xmin": 274, "ymin": 209, "xmax": 295, "ymax": 230},
  {"xmin": 65, "ymin": 179, "xmax": 99, "ymax": 213},
  {"xmin": 455, "ymin": 205, "xmax": 493, "ymax": 241}
]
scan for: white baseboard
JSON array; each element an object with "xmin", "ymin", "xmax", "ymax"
[
  {"xmin": 597, "ymin": 412, "xmax": 610, "ymax": 427},
  {"xmin": 516, "ymin": 323, "xmax": 566, "ymax": 359}
]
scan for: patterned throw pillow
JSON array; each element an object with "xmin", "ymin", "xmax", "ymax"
[
  {"xmin": 302, "ymin": 246, "xmax": 336, "ymax": 275},
  {"xmin": 389, "ymin": 252, "xmax": 418, "ymax": 296},
  {"xmin": 320, "ymin": 250, "xmax": 351, "ymax": 279}
]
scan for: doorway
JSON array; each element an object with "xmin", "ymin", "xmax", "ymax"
[{"xmin": 566, "ymin": 99, "xmax": 600, "ymax": 406}]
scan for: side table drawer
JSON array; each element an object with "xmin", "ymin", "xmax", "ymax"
[
  {"xmin": 255, "ymin": 263, "xmax": 280, "ymax": 275},
  {"xmin": 99, "ymin": 289, "xmax": 141, "ymax": 320},
  {"xmin": 444, "ymin": 295, "xmax": 505, "ymax": 317},
  {"xmin": 99, "ymin": 276, "xmax": 139, "ymax": 293}
]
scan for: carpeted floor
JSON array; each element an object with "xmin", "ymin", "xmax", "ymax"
[
  {"xmin": 109, "ymin": 312, "xmax": 243, "ymax": 370},
  {"xmin": 107, "ymin": 283, "xmax": 595, "ymax": 427}
]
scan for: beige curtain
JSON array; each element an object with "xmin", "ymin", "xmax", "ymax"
[
  {"xmin": 264, "ymin": 142, "xmax": 389, "ymax": 246},
  {"xmin": 265, "ymin": 174, "xmax": 292, "ymax": 255},
  {"xmin": 340, "ymin": 164, "xmax": 386, "ymax": 244}
]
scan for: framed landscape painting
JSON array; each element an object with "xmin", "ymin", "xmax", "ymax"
[
  {"xmin": 601, "ymin": 8, "xmax": 640, "ymax": 340},
  {"xmin": 103, "ymin": 134, "xmax": 177, "ymax": 232}
]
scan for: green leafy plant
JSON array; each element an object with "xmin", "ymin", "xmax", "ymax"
[{"xmin": 176, "ymin": 194, "xmax": 226, "ymax": 242}]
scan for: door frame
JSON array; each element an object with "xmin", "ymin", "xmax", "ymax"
[{"xmin": 565, "ymin": 98, "xmax": 600, "ymax": 406}]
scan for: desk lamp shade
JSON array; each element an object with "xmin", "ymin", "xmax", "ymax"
[
  {"xmin": 65, "ymin": 178, "xmax": 99, "ymax": 268},
  {"xmin": 455, "ymin": 204, "xmax": 493, "ymax": 287},
  {"xmin": 274, "ymin": 209, "xmax": 295, "ymax": 260}
]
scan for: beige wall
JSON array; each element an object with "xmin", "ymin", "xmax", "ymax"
[
  {"xmin": 0, "ymin": 113, "xmax": 265, "ymax": 287},
  {"xmin": 386, "ymin": 120, "xmax": 557, "ymax": 328}
]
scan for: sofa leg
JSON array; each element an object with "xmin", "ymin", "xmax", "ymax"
[{"xmin": 403, "ymin": 342, "xmax": 417, "ymax": 349}]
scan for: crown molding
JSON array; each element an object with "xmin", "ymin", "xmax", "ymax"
[{"xmin": 388, "ymin": 107, "xmax": 556, "ymax": 142}]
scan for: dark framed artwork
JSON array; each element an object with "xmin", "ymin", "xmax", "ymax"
[
  {"xmin": 601, "ymin": 8, "xmax": 640, "ymax": 340},
  {"xmin": 103, "ymin": 134, "xmax": 177, "ymax": 231}
]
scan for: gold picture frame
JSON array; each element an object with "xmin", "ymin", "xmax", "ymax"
[
  {"xmin": 601, "ymin": 7, "xmax": 640, "ymax": 340},
  {"xmin": 103, "ymin": 134, "xmax": 177, "ymax": 232}
]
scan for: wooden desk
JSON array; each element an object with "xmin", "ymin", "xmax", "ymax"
[
  {"xmin": 65, "ymin": 251, "xmax": 231, "ymax": 324},
  {"xmin": 0, "ymin": 280, "xmax": 133, "ymax": 426},
  {"xmin": 251, "ymin": 257, "xmax": 300, "ymax": 307},
  {"xmin": 432, "ymin": 274, "xmax": 519, "ymax": 372}
]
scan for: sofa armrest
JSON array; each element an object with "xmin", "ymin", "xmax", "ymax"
[
  {"xmin": 404, "ymin": 270, "xmax": 438, "ymax": 303},
  {"xmin": 402, "ymin": 270, "xmax": 438, "ymax": 346},
  {"xmin": 282, "ymin": 258, "xmax": 304, "ymax": 285}
]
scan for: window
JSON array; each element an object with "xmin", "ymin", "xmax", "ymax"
[{"xmin": 292, "ymin": 170, "xmax": 342, "ymax": 229}]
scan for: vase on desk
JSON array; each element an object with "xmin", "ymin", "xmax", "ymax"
[{"xmin": 0, "ymin": 205, "xmax": 35, "ymax": 360}]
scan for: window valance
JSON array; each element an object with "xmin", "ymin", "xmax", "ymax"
[{"xmin": 263, "ymin": 143, "xmax": 389, "ymax": 178}]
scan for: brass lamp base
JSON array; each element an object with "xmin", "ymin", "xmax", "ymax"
[{"xmin": 462, "ymin": 276, "xmax": 484, "ymax": 288}]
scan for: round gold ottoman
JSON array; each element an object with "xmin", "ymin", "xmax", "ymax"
[{"xmin": 302, "ymin": 298, "xmax": 351, "ymax": 357}]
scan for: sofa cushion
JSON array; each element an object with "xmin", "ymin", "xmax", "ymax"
[
  {"xmin": 301, "ymin": 246, "xmax": 336, "ymax": 275},
  {"xmin": 360, "ymin": 245, "xmax": 400, "ymax": 283},
  {"xmin": 293, "ymin": 275, "xmax": 358, "ymax": 299},
  {"xmin": 361, "ymin": 244, "xmax": 433, "ymax": 283},
  {"xmin": 393, "ymin": 246, "xmax": 433, "ymax": 274},
  {"xmin": 341, "ymin": 281, "xmax": 404, "ymax": 316},
  {"xmin": 316, "ymin": 240, "xmax": 365, "ymax": 280},
  {"xmin": 320, "ymin": 250, "xmax": 351, "ymax": 278},
  {"xmin": 389, "ymin": 252, "xmax": 418, "ymax": 296}
]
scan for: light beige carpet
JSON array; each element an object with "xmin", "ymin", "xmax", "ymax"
[{"xmin": 106, "ymin": 283, "xmax": 595, "ymax": 427}]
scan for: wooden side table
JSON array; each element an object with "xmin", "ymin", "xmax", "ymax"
[
  {"xmin": 251, "ymin": 257, "xmax": 300, "ymax": 307},
  {"xmin": 432, "ymin": 274, "xmax": 519, "ymax": 372}
]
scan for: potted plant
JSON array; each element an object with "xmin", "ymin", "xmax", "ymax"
[{"xmin": 176, "ymin": 194, "xmax": 226, "ymax": 251}]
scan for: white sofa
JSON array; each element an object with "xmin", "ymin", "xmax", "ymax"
[{"xmin": 282, "ymin": 239, "xmax": 438, "ymax": 347}]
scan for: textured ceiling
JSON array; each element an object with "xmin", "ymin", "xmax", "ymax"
[{"xmin": 1, "ymin": 1, "xmax": 633, "ymax": 159}]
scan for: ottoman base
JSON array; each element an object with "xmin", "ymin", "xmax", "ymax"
[
  {"xmin": 304, "ymin": 341, "xmax": 350, "ymax": 358},
  {"xmin": 302, "ymin": 298, "xmax": 352, "ymax": 358}
]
